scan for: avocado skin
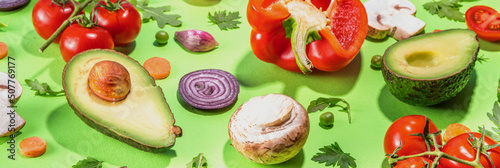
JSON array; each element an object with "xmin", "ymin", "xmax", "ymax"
[
  {"xmin": 381, "ymin": 30, "xmax": 479, "ymax": 106},
  {"xmin": 62, "ymin": 49, "xmax": 181, "ymax": 153}
]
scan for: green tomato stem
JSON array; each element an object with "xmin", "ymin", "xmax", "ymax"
[{"xmin": 39, "ymin": 0, "xmax": 95, "ymax": 53}]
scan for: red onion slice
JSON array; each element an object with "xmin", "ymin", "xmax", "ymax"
[{"xmin": 179, "ymin": 69, "xmax": 239, "ymax": 110}]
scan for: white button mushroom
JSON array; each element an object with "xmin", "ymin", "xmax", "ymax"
[
  {"xmin": 364, "ymin": 0, "xmax": 426, "ymax": 40},
  {"xmin": 228, "ymin": 94, "xmax": 309, "ymax": 164},
  {"xmin": 0, "ymin": 71, "xmax": 25, "ymax": 137}
]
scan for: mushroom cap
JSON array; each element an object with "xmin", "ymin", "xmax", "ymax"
[
  {"xmin": 0, "ymin": 71, "xmax": 22, "ymax": 106},
  {"xmin": 364, "ymin": 0, "xmax": 424, "ymax": 40},
  {"xmin": 228, "ymin": 94, "xmax": 309, "ymax": 164}
]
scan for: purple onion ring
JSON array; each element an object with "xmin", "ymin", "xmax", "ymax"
[{"xmin": 179, "ymin": 69, "xmax": 239, "ymax": 110}]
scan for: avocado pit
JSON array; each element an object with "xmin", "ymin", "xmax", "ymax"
[{"xmin": 88, "ymin": 60, "xmax": 131, "ymax": 102}]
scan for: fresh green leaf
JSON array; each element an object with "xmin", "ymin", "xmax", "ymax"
[
  {"xmin": 72, "ymin": 157, "xmax": 103, "ymax": 168},
  {"xmin": 186, "ymin": 153, "xmax": 207, "ymax": 168},
  {"xmin": 477, "ymin": 54, "xmax": 489, "ymax": 64},
  {"xmin": 423, "ymin": 0, "xmax": 465, "ymax": 22},
  {"xmin": 208, "ymin": 10, "xmax": 241, "ymax": 31},
  {"xmin": 312, "ymin": 142, "xmax": 357, "ymax": 168},
  {"xmin": 25, "ymin": 79, "xmax": 65, "ymax": 97},
  {"xmin": 307, "ymin": 97, "xmax": 351, "ymax": 123},
  {"xmin": 498, "ymin": 79, "xmax": 500, "ymax": 103},
  {"xmin": 0, "ymin": 19, "xmax": 11, "ymax": 28},
  {"xmin": 136, "ymin": 4, "xmax": 182, "ymax": 28},
  {"xmin": 485, "ymin": 102, "xmax": 500, "ymax": 142}
]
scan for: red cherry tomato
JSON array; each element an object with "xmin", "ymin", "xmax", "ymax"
[
  {"xmin": 59, "ymin": 24, "xmax": 114, "ymax": 62},
  {"xmin": 394, "ymin": 157, "xmax": 436, "ymax": 168},
  {"xmin": 384, "ymin": 115, "xmax": 443, "ymax": 158},
  {"xmin": 93, "ymin": 0, "xmax": 141, "ymax": 46},
  {"xmin": 439, "ymin": 132, "xmax": 500, "ymax": 168},
  {"xmin": 465, "ymin": 5, "xmax": 500, "ymax": 42},
  {"xmin": 32, "ymin": 0, "xmax": 81, "ymax": 43}
]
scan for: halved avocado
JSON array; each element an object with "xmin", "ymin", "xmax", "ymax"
[
  {"xmin": 63, "ymin": 49, "xmax": 181, "ymax": 152},
  {"xmin": 382, "ymin": 29, "xmax": 479, "ymax": 106}
]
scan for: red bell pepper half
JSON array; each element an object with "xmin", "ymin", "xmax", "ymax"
[{"xmin": 247, "ymin": 0, "xmax": 368, "ymax": 74}]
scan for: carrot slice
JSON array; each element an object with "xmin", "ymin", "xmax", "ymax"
[
  {"xmin": 443, "ymin": 123, "xmax": 471, "ymax": 143},
  {"xmin": 143, "ymin": 57, "xmax": 171, "ymax": 79},
  {"xmin": 19, "ymin": 136, "xmax": 47, "ymax": 157},
  {"xmin": 0, "ymin": 41, "xmax": 8, "ymax": 59}
]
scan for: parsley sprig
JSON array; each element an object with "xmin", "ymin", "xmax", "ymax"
[
  {"xmin": 423, "ymin": 0, "xmax": 466, "ymax": 22},
  {"xmin": 208, "ymin": 10, "xmax": 241, "ymax": 31},
  {"xmin": 312, "ymin": 142, "xmax": 357, "ymax": 168},
  {"xmin": 25, "ymin": 79, "xmax": 65, "ymax": 97},
  {"xmin": 186, "ymin": 153, "xmax": 207, "ymax": 168},
  {"xmin": 72, "ymin": 157, "xmax": 103, "ymax": 168}
]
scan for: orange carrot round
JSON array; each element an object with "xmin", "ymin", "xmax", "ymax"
[
  {"xmin": 143, "ymin": 57, "xmax": 171, "ymax": 80},
  {"xmin": 19, "ymin": 136, "xmax": 47, "ymax": 157},
  {"xmin": 0, "ymin": 41, "xmax": 8, "ymax": 59},
  {"xmin": 443, "ymin": 123, "xmax": 471, "ymax": 143}
]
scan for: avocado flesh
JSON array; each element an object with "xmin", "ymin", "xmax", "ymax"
[
  {"xmin": 382, "ymin": 29, "xmax": 478, "ymax": 106},
  {"xmin": 63, "ymin": 49, "xmax": 180, "ymax": 152},
  {"xmin": 385, "ymin": 30, "xmax": 477, "ymax": 79}
]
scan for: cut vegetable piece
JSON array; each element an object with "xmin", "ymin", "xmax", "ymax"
[
  {"xmin": 179, "ymin": 69, "xmax": 239, "ymax": 110},
  {"xmin": 0, "ymin": 106, "xmax": 25, "ymax": 137},
  {"xmin": 19, "ymin": 136, "xmax": 47, "ymax": 157},
  {"xmin": 0, "ymin": 71, "xmax": 22, "ymax": 105},
  {"xmin": 143, "ymin": 57, "xmax": 171, "ymax": 79},
  {"xmin": 382, "ymin": 29, "xmax": 479, "ymax": 106},
  {"xmin": 443, "ymin": 123, "xmax": 471, "ymax": 143},
  {"xmin": 364, "ymin": 0, "xmax": 425, "ymax": 40},
  {"xmin": 228, "ymin": 94, "xmax": 309, "ymax": 164},
  {"xmin": 0, "ymin": 41, "xmax": 8, "ymax": 59},
  {"xmin": 0, "ymin": 0, "xmax": 30, "ymax": 11},
  {"xmin": 63, "ymin": 49, "xmax": 181, "ymax": 152}
]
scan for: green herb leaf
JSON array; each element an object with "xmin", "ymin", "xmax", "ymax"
[
  {"xmin": 477, "ymin": 54, "xmax": 489, "ymax": 64},
  {"xmin": 25, "ymin": 79, "xmax": 65, "ymax": 97},
  {"xmin": 136, "ymin": 5, "xmax": 182, "ymax": 28},
  {"xmin": 485, "ymin": 102, "xmax": 500, "ymax": 142},
  {"xmin": 312, "ymin": 142, "xmax": 357, "ymax": 168},
  {"xmin": 497, "ymin": 79, "xmax": 500, "ymax": 103},
  {"xmin": 186, "ymin": 153, "xmax": 207, "ymax": 168},
  {"xmin": 72, "ymin": 157, "xmax": 103, "ymax": 168},
  {"xmin": 307, "ymin": 97, "xmax": 351, "ymax": 123},
  {"xmin": 208, "ymin": 10, "xmax": 241, "ymax": 31},
  {"xmin": 423, "ymin": 0, "xmax": 465, "ymax": 22}
]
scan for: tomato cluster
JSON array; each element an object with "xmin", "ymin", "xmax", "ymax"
[
  {"xmin": 385, "ymin": 115, "xmax": 500, "ymax": 167},
  {"xmin": 32, "ymin": 0, "xmax": 141, "ymax": 62}
]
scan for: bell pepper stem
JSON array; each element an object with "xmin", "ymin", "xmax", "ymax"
[{"xmin": 283, "ymin": 17, "xmax": 321, "ymax": 74}]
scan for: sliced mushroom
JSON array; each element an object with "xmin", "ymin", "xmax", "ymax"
[
  {"xmin": 364, "ymin": 0, "xmax": 425, "ymax": 40},
  {"xmin": 228, "ymin": 94, "xmax": 309, "ymax": 164},
  {"xmin": 0, "ymin": 71, "xmax": 25, "ymax": 137}
]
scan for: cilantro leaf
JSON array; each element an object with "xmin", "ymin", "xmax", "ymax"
[
  {"xmin": 307, "ymin": 97, "xmax": 352, "ymax": 123},
  {"xmin": 423, "ymin": 0, "xmax": 465, "ymax": 22},
  {"xmin": 312, "ymin": 142, "xmax": 357, "ymax": 168},
  {"xmin": 136, "ymin": 4, "xmax": 182, "ymax": 28},
  {"xmin": 25, "ymin": 79, "xmax": 65, "ymax": 97},
  {"xmin": 186, "ymin": 153, "xmax": 207, "ymax": 168},
  {"xmin": 72, "ymin": 157, "xmax": 103, "ymax": 168},
  {"xmin": 498, "ymin": 79, "xmax": 500, "ymax": 103},
  {"xmin": 208, "ymin": 10, "xmax": 241, "ymax": 31}
]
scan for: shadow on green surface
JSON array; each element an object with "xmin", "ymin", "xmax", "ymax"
[
  {"xmin": 21, "ymin": 29, "xmax": 66, "ymax": 85},
  {"xmin": 222, "ymin": 139, "xmax": 304, "ymax": 168},
  {"xmin": 47, "ymin": 104, "xmax": 176, "ymax": 167},
  {"xmin": 478, "ymin": 39, "xmax": 500, "ymax": 52},
  {"xmin": 176, "ymin": 90, "xmax": 235, "ymax": 115},
  {"xmin": 235, "ymin": 51, "xmax": 362, "ymax": 98},
  {"xmin": 379, "ymin": 70, "xmax": 477, "ymax": 128}
]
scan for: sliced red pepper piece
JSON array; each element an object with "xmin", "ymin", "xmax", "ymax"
[{"xmin": 247, "ymin": 0, "xmax": 368, "ymax": 74}]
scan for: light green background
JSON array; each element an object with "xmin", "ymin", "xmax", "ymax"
[{"xmin": 1, "ymin": 0, "xmax": 500, "ymax": 167}]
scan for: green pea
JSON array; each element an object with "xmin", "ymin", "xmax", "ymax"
[
  {"xmin": 371, "ymin": 55, "xmax": 383, "ymax": 69},
  {"xmin": 319, "ymin": 112, "xmax": 334, "ymax": 126},
  {"xmin": 155, "ymin": 30, "xmax": 169, "ymax": 44}
]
